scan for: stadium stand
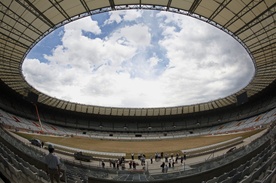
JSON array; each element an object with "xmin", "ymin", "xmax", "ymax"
[
  {"xmin": 1, "ymin": 107, "xmax": 276, "ymax": 141},
  {"xmin": 1, "ymin": 122, "xmax": 275, "ymax": 183},
  {"xmin": 203, "ymin": 142, "xmax": 276, "ymax": 183}
]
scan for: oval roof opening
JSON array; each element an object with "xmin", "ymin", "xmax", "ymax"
[{"xmin": 23, "ymin": 10, "xmax": 255, "ymax": 108}]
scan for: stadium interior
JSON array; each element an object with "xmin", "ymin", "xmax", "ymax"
[{"xmin": 0, "ymin": 1, "xmax": 275, "ymax": 183}]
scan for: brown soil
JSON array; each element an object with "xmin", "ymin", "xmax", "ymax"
[{"xmin": 15, "ymin": 130, "xmax": 261, "ymax": 158}]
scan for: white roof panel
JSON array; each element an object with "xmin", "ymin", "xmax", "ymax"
[{"xmin": 171, "ymin": 0, "xmax": 192, "ymax": 11}]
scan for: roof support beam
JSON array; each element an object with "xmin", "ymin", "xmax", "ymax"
[
  {"xmin": 224, "ymin": 0, "xmax": 263, "ymax": 28},
  {"xmin": 251, "ymin": 42, "xmax": 275, "ymax": 56},
  {"xmin": 0, "ymin": 52, "xmax": 23, "ymax": 63},
  {"xmin": 166, "ymin": 0, "xmax": 172, "ymax": 11},
  {"xmin": 1, "ymin": 21, "xmax": 35, "ymax": 44},
  {"xmin": 0, "ymin": 2, "xmax": 43, "ymax": 35},
  {"xmin": 0, "ymin": 32, "xmax": 29, "ymax": 49},
  {"xmin": 109, "ymin": 0, "xmax": 115, "ymax": 10},
  {"xmin": 80, "ymin": 0, "xmax": 91, "ymax": 14},
  {"xmin": 188, "ymin": 0, "xmax": 202, "ymax": 14},
  {"xmin": 15, "ymin": 0, "xmax": 55, "ymax": 28},
  {"xmin": 49, "ymin": 0, "xmax": 70, "ymax": 20},
  {"xmin": 0, "ymin": 43, "xmax": 25, "ymax": 57},
  {"xmin": 234, "ymin": 4, "xmax": 275, "ymax": 36},
  {"xmin": 209, "ymin": 0, "xmax": 231, "ymax": 20},
  {"xmin": 243, "ymin": 22, "xmax": 275, "ymax": 43}
]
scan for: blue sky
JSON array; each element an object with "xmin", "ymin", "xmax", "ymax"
[{"xmin": 23, "ymin": 10, "xmax": 255, "ymax": 108}]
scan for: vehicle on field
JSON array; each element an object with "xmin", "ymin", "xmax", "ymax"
[
  {"xmin": 74, "ymin": 151, "xmax": 93, "ymax": 162},
  {"xmin": 29, "ymin": 139, "xmax": 42, "ymax": 147}
]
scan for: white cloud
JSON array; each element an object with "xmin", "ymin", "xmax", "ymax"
[
  {"xmin": 23, "ymin": 10, "xmax": 255, "ymax": 108},
  {"xmin": 104, "ymin": 10, "xmax": 142, "ymax": 25},
  {"xmin": 123, "ymin": 10, "xmax": 142, "ymax": 21},
  {"xmin": 148, "ymin": 55, "xmax": 159, "ymax": 68},
  {"xmin": 104, "ymin": 11, "xmax": 122, "ymax": 24},
  {"xmin": 66, "ymin": 16, "xmax": 101, "ymax": 35},
  {"xmin": 110, "ymin": 24, "xmax": 151, "ymax": 47}
]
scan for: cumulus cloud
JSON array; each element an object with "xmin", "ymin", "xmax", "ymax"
[
  {"xmin": 23, "ymin": 10, "xmax": 255, "ymax": 108},
  {"xmin": 104, "ymin": 11, "xmax": 122, "ymax": 24},
  {"xmin": 104, "ymin": 10, "xmax": 142, "ymax": 25},
  {"xmin": 109, "ymin": 24, "xmax": 151, "ymax": 47}
]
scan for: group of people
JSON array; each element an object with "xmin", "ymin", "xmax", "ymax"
[
  {"xmin": 149, "ymin": 152, "xmax": 187, "ymax": 164},
  {"xmin": 159, "ymin": 152, "xmax": 187, "ymax": 173},
  {"xmin": 108, "ymin": 156, "xmax": 135, "ymax": 170},
  {"xmin": 107, "ymin": 156, "xmax": 143, "ymax": 170},
  {"xmin": 128, "ymin": 160, "xmax": 137, "ymax": 169},
  {"xmin": 130, "ymin": 152, "xmax": 187, "ymax": 173},
  {"xmin": 43, "ymin": 148, "xmax": 188, "ymax": 182}
]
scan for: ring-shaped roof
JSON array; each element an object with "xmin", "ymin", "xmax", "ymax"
[{"xmin": 0, "ymin": 0, "xmax": 275, "ymax": 116}]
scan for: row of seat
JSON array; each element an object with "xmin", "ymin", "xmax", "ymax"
[
  {"xmin": 1, "ymin": 107, "xmax": 276, "ymax": 140},
  {"xmin": 254, "ymin": 164, "xmax": 276, "ymax": 183},
  {"xmin": 0, "ymin": 108, "xmax": 72, "ymax": 135},
  {"xmin": 204, "ymin": 140, "xmax": 276, "ymax": 183},
  {"xmin": 239, "ymin": 152, "xmax": 276, "ymax": 183},
  {"xmin": 190, "ymin": 128, "xmax": 274, "ymax": 175},
  {"xmin": 0, "ymin": 126, "xmax": 109, "ymax": 183},
  {"xmin": 0, "ymin": 142, "xmax": 49, "ymax": 183}
]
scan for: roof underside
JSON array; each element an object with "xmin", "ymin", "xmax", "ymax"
[{"xmin": 0, "ymin": 0, "xmax": 275, "ymax": 116}]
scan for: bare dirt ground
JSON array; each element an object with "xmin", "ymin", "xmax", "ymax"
[{"xmin": 15, "ymin": 129, "xmax": 261, "ymax": 157}]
